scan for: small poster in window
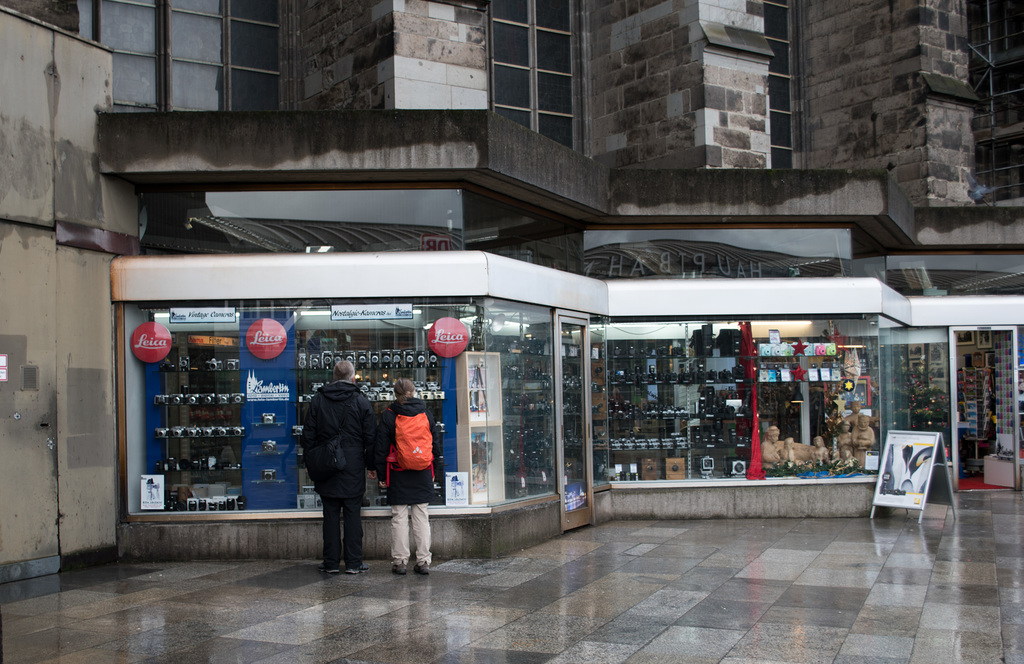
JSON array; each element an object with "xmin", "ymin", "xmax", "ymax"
[
  {"xmin": 469, "ymin": 359, "xmax": 489, "ymax": 422},
  {"xmin": 445, "ymin": 472, "xmax": 469, "ymax": 506},
  {"xmin": 141, "ymin": 475, "xmax": 164, "ymax": 510}
]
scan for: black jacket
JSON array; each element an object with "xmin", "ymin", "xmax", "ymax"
[
  {"xmin": 374, "ymin": 397, "xmax": 441, "ymax": 505},
  {"xmin": 300, "ymin": 380, "xmax": 376, "ymax": 499}
]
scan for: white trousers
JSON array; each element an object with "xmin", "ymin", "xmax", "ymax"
[{"xmin": 391, "ymin": 503, "xmax": 431, "ymax": 566}]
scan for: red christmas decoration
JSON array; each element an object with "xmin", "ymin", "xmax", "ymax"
[
  {"xmin": 791, "ymin": 365, "xmax": 807, "ymax": 381},
  {"xmin": 791, "ymin": 340, "xmax": 809, "ymax": 356}
]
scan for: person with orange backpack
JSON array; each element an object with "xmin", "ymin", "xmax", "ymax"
[{"xmin": 375, "ymin": 377, "xmax": 441, "ymax": 575}]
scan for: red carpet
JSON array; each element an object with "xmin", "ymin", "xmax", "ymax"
[{"xmin": 959, "ymin": 476, "xmax": 1012, "ymax": 490}]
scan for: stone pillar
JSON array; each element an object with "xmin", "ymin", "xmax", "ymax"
[
  {"xmin": 798, "ymin": 0, "xmax": 974, "ymax": 206},
  {"xmin": 589, "ymin": 0, "xmax": 770, "ymax": 169},
  {"xmin": 300, "ymin": 0, "xmax": 487, "ymax": 111}
]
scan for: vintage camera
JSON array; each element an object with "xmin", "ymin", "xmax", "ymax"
[
  {"xmin": 381, "ymin": 352, "xmax": 392, "ymax": 367},
  {"xmin": 153, "ymin": 394, "xmax": 168, "ymax": 405},
  {"xmin": 231, "ymin": 393, "xmax": 245, "ymax": 404},
  {"xmin": 309, "ymin": 355, "xmax": 321, "ymax": 369},
  {"xmin": 169, "ymin": 394, "xmax": 184, "ymax": 405},
  {"xmin": 728, "ymin": 459, "xmax": 747, "ymax": 477},
  {"xmin": 404, "ymin": 351, "xmax": 416, "ymax": 366},
  {"xmin": 416, "ymin": 352, "xmax": 426, "ymax": 367},
  {"xmin": 261, "ymin": 440, "xmax": 277, "ymax": 453},
  {"xmin": 179, "ymin": 356, "xmax": 190, "ymax": 371},
  {"xmin": 154, "ymin": 427, "xmax": 169, "ymax": 438},
  {"xmin": 392, "ymin": 352, "xmax": 404, "ymax": 368},
  {"xmin": 170, "ymin": 426, "xmax": 185, "ymax": 437},
  {"xmin": 225, "ymin": 358, "xmax": 239, "ymax": 371},
  {"xmin": 297, "ymin": 394, "xmax": 310, "ymax": 403},
  {"xmin": 321, "ymin": 352, "xmax": 334, "ymax": 368},
  {"xmin": 292, "ymin": 425, "xmax": 303, "ymax": 436},
  {"xmin": 184, "ymin": 426, "xmax": 200, "ymax": 437},
  {"xmin": 297, "ymin": 350, "xmax": 307, "ymax": 369},
  {"xmin": 370, "ymin": 352, "xmax": 380, "ymax": 367},
  {"xmin": 211, "ymin": 426, "xmax": 227, "ymax": 437},
  {"xmin": 429, "ymin": 354, "xmax": 438, "ymax": 366},
  {"xmin": 344, "ymin": 352, "xmax": 355, "ymax": 363},
  {"xmin": 197, "ymin": 498, "xmax": 208, "ymax": 511},
  {"xmin": 200, "ymin": 427, "xmax": 214, "ymax": 437},
  {"xmin": 216, "ymin": 394, "xmax": 229, "ymax": 405},
  {"xmin": 177, "ymin": 458, "xmax": 192, "ymax": 470},
  {"xmin": 229, "ymin": 426, "xmax": 245, "ymax": 436},
  {"xmin": 699, "ymin": 456, "xmax": 715, "ymax": 479},
  {"xmin": 235, "ymin": 495, "xmax": 247, "ymax": 510},
  {"xmin": 261, "ymin": 413, "xmax": 276, "ymax": 424},
  {"xmin": 185, "ymin": 394, "xmax": 199, "ymax": 405},
  {"xmin": 205, "ymin": 358, "xmax": 223, "ymax": 371},
  {"xmin": 226, "ymin": 497, "xmax": 237, "ymax": 510},
  {"xmin": 164, "ymin": 457, "xmax": 176, "ymax": 472},
  {"xmin": 200, "ymin": 393, "xmax": 214, "ymax": 404},
  {"xmin": 187, "ymin": 497, "xmax": 198, "ymax": 511},
  {"xmin": 357, "ymin": 351, "xmax": 368, "ymax": 366},
  {"xmin": 261, "ymin": 469, "xmax": 277, "ymax": 482},
  {"xmin": 206, "ymin": 498, "xmax": 218, "ymax": 512}
]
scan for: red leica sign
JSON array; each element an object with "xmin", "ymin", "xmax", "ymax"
[
  {"xmin": 245, "ymin": 318, "xmax": 288, "ymax": 360},
  {"xmin": 428, "ymin": 317, "xmax": 469, "ymax": 358},
  {"xmin": 130, "ymin": 322, "xmax": 172, "ymax": 363}
]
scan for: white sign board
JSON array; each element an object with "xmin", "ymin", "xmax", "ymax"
[
  {"xmin": 331, "ymin": 304, "xmax": 413, "ymax": 321},
  {"xmin": 445, "ymin": 472, "xmax": 469, "ymax": 506},
  {"xmin": 169, "ymin": 307, "xmax": 236, "ymax": 323},
  {"xmin": 0, "ymin": 353, "xmax": 7, "ymax": 382},
  {"xmin": 141, "ymin": 475, "xmax": 165, "ymax": 510},
  {"xmin": 871, "ymin": 430, "xmax": 955, "ymax": 523}
]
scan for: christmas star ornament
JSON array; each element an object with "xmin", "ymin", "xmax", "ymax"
[
  {"xmin": 792, "ymin": 365, "xmax": 807, "ymax": 381},
  {"xmin": 841, "ymin": 378, "xmax": 856, "ymax": 392},
  {"xmin": 791, "ymin": 340, "xmax": 808, "ymax": 356}
]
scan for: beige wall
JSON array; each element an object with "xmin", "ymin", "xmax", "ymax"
[{"xmin": 0, "ymin": 7, "xmax": 121, "ymax": 577}]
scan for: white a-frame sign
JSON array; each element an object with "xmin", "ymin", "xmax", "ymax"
[{"xmin": 870, "ymin": 430, "xmax": 956, "ymax": 523}]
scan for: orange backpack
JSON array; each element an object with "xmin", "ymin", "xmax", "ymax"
[{"xmin": 389, "ymin": 411, "xmax": 434, "ymax": 472}]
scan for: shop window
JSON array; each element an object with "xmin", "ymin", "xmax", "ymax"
[
  {"xmin": 884, "ymin": 254, "xmax": 1024, "ymax": 296},
  {"xmin": 598, "ymin": 317, "xmax": 880, "ymax": 481},
  {"xmin": 584, "ymin": 228, "xmax": 851, "ymax": 280},
  {"xmin": 491, "ymin": 0, "xmax": 576, "ymax": 148},
  {"xmin": 123, "ymin": 299, "xmax": 556, "ymax": 514},
  {"xmin": 80, "ymin": 0, "xmax": 280, "ymax": 112}
]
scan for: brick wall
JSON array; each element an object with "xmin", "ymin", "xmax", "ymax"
[
  {"xmin": 300, "ymin": 0, "xmax": 487, "ymax": 111},
  {"xmin": 589, "ymin": 0, "xmax": 770, "ymax": 169},
  {"xmin": 799, "ymin": 0, "xmax": 973, "ymax": 206}
]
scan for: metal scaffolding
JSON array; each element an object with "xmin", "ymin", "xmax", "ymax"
[{"xmin": 969, "ymin": 0, "xmax": 1024, "ymax": 204}]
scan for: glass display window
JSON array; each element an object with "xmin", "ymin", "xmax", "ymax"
[
  {"xmin": 597, "ymin": 317, "xmax": 880, "ymax": 481},
  {"xmin": 123, "ymin": 298, "xmax": 558, "ymax": 515}
]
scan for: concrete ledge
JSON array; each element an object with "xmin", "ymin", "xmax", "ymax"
[
  {"xmin": 117, "ymin": 500, "xmax": 562, "ymax": 562},
  {"xmin": 609, "ymin": 478, "xmax": 877, "ymax": 519}
]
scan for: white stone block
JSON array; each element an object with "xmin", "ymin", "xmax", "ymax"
[
  {"xmin": 451, "ymin": 86, "xmax": 487, "ymax": 109},
  {"xmin": 447, "ymin": 64, "xmax": 486, "ymax": 90},
  {"xmin": 428, "ymin": 2, "xmax": 456, "ymax": 21},
  {"xmin": 393, "ymin": 78, "xmax": 451, "ymax": 109},
  {"xmin": 750, "ymin": 132, "xmax": 770, "ymax": 154},
  {"xmin": 393, "ymin": 55, "xmax": 447, "ymax": 84}
]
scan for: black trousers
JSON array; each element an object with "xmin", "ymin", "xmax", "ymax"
[{"xmin": 321, "ymin": 494, "xmax": 364, "ymax": 569}]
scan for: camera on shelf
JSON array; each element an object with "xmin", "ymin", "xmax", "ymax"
[
  {"xmin": 261, "ymin": 440, "xmax": 277, "ymax": 453},
  {"xmin": 370, "ymin": 352, "xmax": 380, "ymax": 367},
  {"xmin": 699, "ymin": 456, "xmax": 715, "ymax": 479},
  {"xmin": 358, "ymin": 352, "xmax": 368, "ymax": 366},
  {"xmin": 187, "ymin": 498, "xmax": 199, "ymax": 511},
  {"xmin": 229, "ymin": 426, "xmax": 245, "ymax": 436},
  {"xmin": 184, "ymin": 426, "xmax": 200, "ymax": 437},
  {"xmin": 177, "ymin": 458, "xmax": 192, "ymax": 470},
  {"xmin": 727, "ymin": 458, "xmax": 747, "ymax": 477},
  {"xmin": 261, "ymin": 469, "xmax": 277, "ymax": 482},
  {"xmin": 153, "ymin": 394, "xmax": 168, "ymax": 405},
  {"xmin": 212, "ymin": 426, "xmax": 227, "ymax": 437},
  {"xmin": 297, "ymin": 394, "xmax": 311, "ymax": 403},
  {"xmin": 381, "ymin": 352, "xmax": 392, "ymax": 367},
  {"xmin": 205, "ymin": 358, "xmax": 223, "ymax": 371},
  {"xmin": 404, "ymin": 351, "xmax": 416, "ymax": 366},
  {"xmin": 429, "ymin": 354, "xmax": 439, "ymax": 366},
  {"xmin": 321, "ymin": 352, "xmax": 334, "ymax": 368},
  {"xmin": 231, "ymin": 393, "xmax": 245, "ymax": 404},
  {"xmin": 216, "ymin": 394, "xmax": 229, "ymax": 405},
  {"xmin": 309, "ymin": 355, "xmax": 321, "ymax": 369},
  {"xmin": 200, "ymin": 394, "xmax": 215, "ymax": 404},
  {"xmin": 170, "ymin": 394, "xmax": 183, "ymax": 405},
  {"xmin": 179, "ymin": 356, "xmax": 190, "ymax": 371},
  {"xmin": 201, "ymin": 427, "xmax": 214, "ymax": 437},
  {"xmin": 154, "ymin": 427, "xmax": 169, "ymax": 438},
  {"xmin": 225, "ymin": 358, "xmax": 239, "ymax": 371},
  {"xmin": 170, "ymin": 426, "xmax": 185, "ymax": 437},
  {"xmin": 185, "ymin": 394, "xmax": 199, "ymax": 405},
  {"xmin": 297, "ymin": 350, "xmax": 307, "ymax": 369},
  {"xmin": 292, "ymin": 425, "xmax": 303, "ymax": 436},
  {"xmin": 261, "ymin": 413, "xmax": 276, "ymax": 424},
  {"xmin": 344, "ymin": 352, "xmax": 355, "ymax": 363}
]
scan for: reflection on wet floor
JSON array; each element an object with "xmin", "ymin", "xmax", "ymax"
[{"xmin": 2, "ymin": 491, "xmax": 1023, "ymax": 663}]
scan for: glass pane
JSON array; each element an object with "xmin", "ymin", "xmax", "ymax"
[
  {"xmin": 494, "ymin": 65, "xmax": 530, "ymax": 108},
  {"xmin": 495, "ymin": 106, "xmax": 532, "ymax": 129},
  {"xmin": 231, "ymin": 68, "xmax": 279, "ymax": 110},
  {"xmin": 101, "ymin": 1, "xmax": 156, "ymax": 53},
  {"xmin": 230, "ymin": 20, "xmax": 278, "ymax": 72},
  {"xmin": 172, "ymin": 11, "xmax": 222, "ymax": 63},
  {"xmin": 538, "ymin": 72, "xmax": 572, "ymax": 114},
  {"xmin": 560, "ymin": 322, "xmax": 588, "ymax": 514},
  {"xmin": 171, "ymin": 61, "xmax": 222, "ymax": 110},
  {"xmin": 492, "ymin": 0, "xmax": 527, "ymax": 24},
  {"xmin": 78, "ymin": 0, "xmax": 93, "ymax": 40},
  {"xmin": 591, "ymin": 322, "xmax": 610, "ymax": 485},
  {"xmin": 768, "ymin": 39, "xmax": 789, "ymax": 75},
  {"xmin": 539, "ymin": 113, "xmax": 573, "ymax": 147},
  {"xmin": 171, "ymin": 0, "xmax": 220, "ymax": 13},
  {"xmin": 231, "ymin": 0, "xmax": 277, "ymax": 24},
  {"xmin": 771, "ymin": 147, "xmax": 793, "ymax": 169},
  {"xmin": 537, "ymin": 0, "xmax": 570, "ymax": 32},
  {"xmin": 492, "ymin": 22, "xmax": 530, "ymax": 67},
  {"xmin": 537, "ymin": 30, "xmax": 571, "ymax": 73},
  {"xmin": 764, "ymin": 3, "xmax": 788, "ymax": 39},
  {"xmin": 768, "ymin": 74, "xmax": 790, "ymax": 112},
  {"xmin": 112, "ymin": 52, "xmax": 157, "ymax": 104},
  {"xmin": 771, "ymin": 111, "xmax": 792, "ymax": 148}
]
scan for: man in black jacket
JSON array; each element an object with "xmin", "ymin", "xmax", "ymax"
[{"xmin": 301, "ymin": 360, "xmax": 377, "ymax": 574}]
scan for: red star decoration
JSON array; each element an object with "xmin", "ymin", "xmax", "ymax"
[
  {"xmin": 791, "ymin": 340, "xmax": 808, "ymax": 356},
  {"xmin": 791, "ymin": 365, "xmax": 807, "ymax": 381}
]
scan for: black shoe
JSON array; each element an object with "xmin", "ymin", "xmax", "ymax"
[
  {"xmin": 345, "ymin": 563, "xmax": 370, "ymax": 574},
  {"xmin": 392, "ymin": 563, "xmax": 407, "ymax": 575},
  {"xmin": 317, "ymin": 563, "xmax": 340, "ymax": 574},
  {"xmin": 413, "ymin": 563, "xmax": 430, "ymax": 575}
]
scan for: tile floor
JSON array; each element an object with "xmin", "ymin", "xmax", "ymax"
[{"xmin": 2, "ymin": 490, "xmax": 1023, "ymax": 663}]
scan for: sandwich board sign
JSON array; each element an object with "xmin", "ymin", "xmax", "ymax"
[{"xmin": 870, "ymin": 430, "xmax": 956, "ymax": 523}]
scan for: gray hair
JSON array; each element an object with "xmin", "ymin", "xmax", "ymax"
[{"xmin": 334, "ymin": 360, "xmax": 355, "ymax": 382}]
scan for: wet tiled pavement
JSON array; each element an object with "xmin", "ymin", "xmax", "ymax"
[{"xmin": 2, "ymin": 490, "xmax": 1023, "ymax": 663}]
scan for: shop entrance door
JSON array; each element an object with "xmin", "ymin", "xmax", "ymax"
[
  {"xmin": 555, "ymin": 312, "xmax": 593, "ymax": 531},
  {"xmin": 950, "ymin": 327, "xmax": 1019, "ymax": 490}
]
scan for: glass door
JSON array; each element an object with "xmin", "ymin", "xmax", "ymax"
[{"xmin": 556, "ymin": 312, "xmax": 592, "ymax": 530}]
